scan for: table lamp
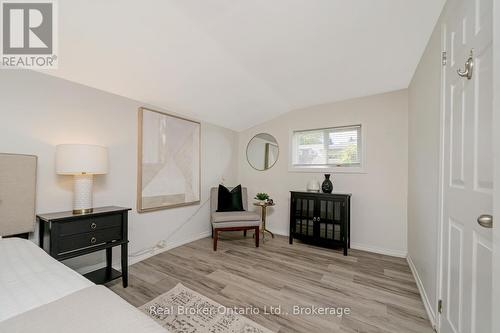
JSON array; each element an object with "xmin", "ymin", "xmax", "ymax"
[{"xmin": 56, "ymin": 144, "xmax": 108, "ymax": 214}]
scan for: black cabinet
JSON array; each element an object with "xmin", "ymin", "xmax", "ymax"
[
  {"xmin": 289, "ymin": 191, "xmax": 351, "ymax": 255},
  {"xmin": 37, "ymin": 206, "xmax": 131, "ymax": 287}
]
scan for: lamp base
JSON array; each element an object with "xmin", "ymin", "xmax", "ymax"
[
  {"xmin": 73, "ymin": 208, "xmax": 94, "ymax": 215},
  {"xmin": 73, "ymin": 174, "xmax": 94, "ymax": 214}
]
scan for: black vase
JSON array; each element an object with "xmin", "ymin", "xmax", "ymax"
[{"xmin": 321, "ymin": 174, "xmax": 333, "ymax": 193}]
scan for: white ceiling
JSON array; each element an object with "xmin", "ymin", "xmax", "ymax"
[{"xmin": 45, "ymin": 0, "xmax": 445, "ymax": 131}]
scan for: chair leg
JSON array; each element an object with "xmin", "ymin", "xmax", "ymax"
[
  {"xmin": 213, "ymin": 229, "xmax": 218, "ymax": 251},
  {"xmin": 255, "ymin": 227, "xmax": 259, "ymax": 248},
  {"xmin": 243, "ymin": 230, "xmax": 247, "ymax": 237}
]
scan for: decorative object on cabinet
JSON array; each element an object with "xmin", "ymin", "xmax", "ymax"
[
  {"xmin": 137, "ymin": 107, "xmax": 201, "ymax": 212},
  {"xmin": 37, "ymin": 206, "xmax": 131, "ymax": 287},
  {"xmin": 289, "ymin": 191, "xmax": 350, "ymax": 255},
  {"xmin": 321, "ymin": 174, "xmax": 333, "ymax": 193},
  {"xmin": 56, "ymin": 144, "xmax": 108, "ymax": 214},
  {"xmin": 306, "ymin": 179, "xmax": 320, "ymax": 192},
  {"xmin": 246, "ymin": 133, "xmax": 279, "ymax": 171}
]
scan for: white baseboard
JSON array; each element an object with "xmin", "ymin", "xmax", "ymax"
[
  {"xmin": 268, "ymin": 229, "xmax": 289, "ymax": 237},
  {"xmin": 271, "ymin": 230, "xmax": 408, "ymax": 258},
  {"xmin": 129, "ymin": 230, "xmax": 212, "ymax": 266},
  {"xmin": 75, "ymin": 230, "xmax": 212, "ymax": 275},
  {"xmin": 350, "ymin": 242, "xmax": 407, "ymax": 258},
  {"xmin": 407, "ymin": 255, "xmax": 436, "ymax": 330},
  {"xmin": 75, "ymin": 261, "xmax": 108, "ymax": 276}
]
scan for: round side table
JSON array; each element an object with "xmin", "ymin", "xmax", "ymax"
[{"xmin": 253, "ymin": 202, "xmax": 275, "ymax": 241}]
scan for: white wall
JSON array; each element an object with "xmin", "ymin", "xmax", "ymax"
[
  {"xmin": 407, "ymin": 14, "xmax": 443, "ymax": 327},
  {"xmin": 238, "ymin": 90, "xmax": 409, "ymax": 257},
  {"xmin": 0, "ymin": 70, "xmax": 238, "ymax": 272}
]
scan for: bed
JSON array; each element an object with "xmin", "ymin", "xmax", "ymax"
[
  {"xmin": 0, "ymin": 153, "xmax": 166, "ymax": 332},
  {"xmin": 0, "ymin": 237, "xmax": 93, "ymax": 322}
]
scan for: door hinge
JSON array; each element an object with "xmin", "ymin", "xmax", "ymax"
[
  {"xmin": 442, "ymin": 51, "xmax": 447, "ymax": 66},
  {"xmin": 438, "ymin": 299, "xmax": 443, "ymax": 314}
]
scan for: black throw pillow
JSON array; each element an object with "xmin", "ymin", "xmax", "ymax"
[{"xmin": 216, "ymin": 184, "xmax": 244, "ymax": 212}]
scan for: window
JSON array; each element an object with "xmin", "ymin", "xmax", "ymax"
[{"xmin": 291, "ymin": 125, "xmax": 362, "ymax": 170}]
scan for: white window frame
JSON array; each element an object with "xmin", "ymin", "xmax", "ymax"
[{"xmin": 288, "ymin": 124, "xmax": 367, "ymax": 174}]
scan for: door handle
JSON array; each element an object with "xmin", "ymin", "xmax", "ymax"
[
  {"xmin": 477, "ymin": 214, "xmax": 493, "ymax": 228},
  {"xmin": 457, "ymin": 50, "xmax": 474, "ymax": 80}
]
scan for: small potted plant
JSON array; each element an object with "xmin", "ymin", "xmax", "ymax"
[{"xmin": 254, "ymin": 192, "xmax": 269, "ymax": 204}]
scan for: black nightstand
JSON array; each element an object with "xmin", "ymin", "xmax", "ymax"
[{"xmin": 37, "ymin": 206, "xmax": 131, "ymax": 288}]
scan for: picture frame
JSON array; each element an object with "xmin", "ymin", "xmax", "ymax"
[{"xmin": 137, "ymin": 107, "xmax": 201, "ymax": 213}]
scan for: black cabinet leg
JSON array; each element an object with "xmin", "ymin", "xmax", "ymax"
[
  {"xmin": 348, "ymin": 222, "xmax": 351, "ymax": 248},
  {"xmin": 343, "ymin": 245, "xmax": 348, "ymax": 256},
  {"xmin": 106, "ymin": 247, "xmax": 112, "ymax": 279},
  {"xmin": 38, "ymin": 218, "xmax": 44, "ymax": 249},
  {"xmin": 121, "ymin": 243, "xmax": 128, "ymax": 288},
  {"xmin": 289, "ymin": 235, "xmax": 293, "ymax": 244}
]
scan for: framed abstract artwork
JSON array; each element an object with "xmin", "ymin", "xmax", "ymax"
[{"xmin": 137, "ymin": 107, "xmax": 201, "ymax": 212}]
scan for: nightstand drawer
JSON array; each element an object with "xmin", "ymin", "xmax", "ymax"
[
  {"xmin": 59, "ymin": 214, "xmax": 122, "ymax": 236},
  {"xmin": 58, "ymin": 227, "xmax": 122, "ymax": 253}
]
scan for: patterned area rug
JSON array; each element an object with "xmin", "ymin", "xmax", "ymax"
[{"xmin": 140, "ymin": 283, "xmax": 274, "ymax": 333}]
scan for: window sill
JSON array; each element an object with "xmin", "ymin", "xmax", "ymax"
[{"xmin": 288, "ymin": 165, "xmax": 366, "ymax": 174}]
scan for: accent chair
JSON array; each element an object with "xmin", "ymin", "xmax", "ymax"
[{"xmin": 210, "ymin": 187, "xmax": 260, "ymax": 251}]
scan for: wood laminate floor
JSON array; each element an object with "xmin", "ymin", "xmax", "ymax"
[{"xmin": 108, "ymin": 233, "xmax": 433, "ymax": 333}]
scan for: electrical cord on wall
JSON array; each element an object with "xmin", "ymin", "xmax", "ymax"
[
  {"xmin": 129, "ymin": 197, "xmax": 211, "ymax": 258},
  {"xmin": 126, "ymin": 176, "xmax": 226, "ymax": 260}
]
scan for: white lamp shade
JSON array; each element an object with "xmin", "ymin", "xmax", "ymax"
[{"xmin": 56, "ymin": 144, "xmax": 108, "ymax": 175}]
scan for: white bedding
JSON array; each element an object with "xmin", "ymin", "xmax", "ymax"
[
  {"xmin": 0, "ymin": 285, "xmax": 166, "ymax": 333},
  {"xmin": 0, "ymin": 237, "xmax": 93, "ymax": 322}
]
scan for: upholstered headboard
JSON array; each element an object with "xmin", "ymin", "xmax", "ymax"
[{"xmin": 0, "ymin": 153, "xmax": 37, "ymax": 236}]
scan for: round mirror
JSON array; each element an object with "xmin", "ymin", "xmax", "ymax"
[{"xmin": 246, "ymin": 133, "xmax": 279, "ymax": 171}]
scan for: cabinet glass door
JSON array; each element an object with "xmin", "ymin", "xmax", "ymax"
[
  {"xmin": 293, "ymin": 197, "xmax": 315, "ymax": 238},
  {"xmin": 317, "ymin": 198, "xmax": 343, "ymax": 241}
]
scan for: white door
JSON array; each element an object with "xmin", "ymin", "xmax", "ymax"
[
  {"xmin": 493, "ymin": 0, "xmax": 500, "ymax": 331},
  {"xmin": 440, "ymin": 0, "xmax": 494, "ymax": 332}
]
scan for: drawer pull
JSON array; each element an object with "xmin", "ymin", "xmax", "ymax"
[
  {"xmin": 90, "ymin": 237, "xmax": 97, "ymax": 244},
  {"xmin": 90, "ymin": 222, "xmax": 97, "ymax": 230}
]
